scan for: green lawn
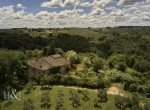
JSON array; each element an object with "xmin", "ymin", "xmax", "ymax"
[{"xmin": 1, "ymin": 86, "xmax": 120, "ymax": 110}]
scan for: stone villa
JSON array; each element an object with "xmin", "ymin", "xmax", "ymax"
[{"xmin": 26, "ymin": 54, "xmax": 71, "ymax": 80}]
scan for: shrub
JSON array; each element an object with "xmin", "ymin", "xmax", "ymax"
[
  {"xmin": 97, "ymin": 89, "xmax": 107, "ymax": 102},
  {"xmin": 49, "ymin": 66, "xmax": 60, "ymax": 74},
  {"xmin": 114, "ymin": 95, "xmax": 131, "ymax": 110},
  {"xmin": 103, "ymin": 78, "xmax": 111, "ymax": 88},
  {"xmin": 133, "ymin": 59, "xmax": 150, "ymax": 73},
  {"xmin": 138, "ymin": 85, "xmax": 146, "ymax": 94},
  {"xmin": 82, "ymin": 57, "xmax": 91, "ymax": 68},
  {"xmin": 92, "ymin": 57, "xmax": 104, "ymax": 72},
  {"xmin": 130, "ymin": 84, "xmax": 138, "ymax": 92},
  {"xmin": 143, "ymin": 101, "xmax": 150, "ymax": 110},
  {"xmin": 66, "ymin": 50, "xmax": 79, "ymax": 64},
  {"xmin": 117, "ymin": 62, "xmax": 127, "ymax": 72},
  {"xmin": 109, "ymin": 54, "xmax": 126, "ymax": 69}
]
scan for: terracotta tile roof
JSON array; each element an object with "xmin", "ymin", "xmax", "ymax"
[{"xmin": 28, "ymin": 54, "xmax": 70, "ymax": 71}]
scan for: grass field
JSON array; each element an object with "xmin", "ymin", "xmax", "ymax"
[{"xmin": 1, "ymin": 86, "xmax": 121, "ymax": 110}]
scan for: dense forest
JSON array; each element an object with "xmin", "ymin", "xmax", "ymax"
[{"xmin": 0, "ymin": 27, "xmax": 150, "ymax": 110}]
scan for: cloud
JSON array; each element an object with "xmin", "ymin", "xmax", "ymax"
[
  {"xmin": 17, "ymin": 4, "xmax": 23, "ymax": 8},
  {"xmin": 36, "ymin": 11, "xmax": 50, "ymax": 20},
  {"xmin": 93, "ymin": 0, "xmax": 113, "ymax": 7},
  {"xmin": 13, "ymin": 10, "xmax": 25, "ymax": 19},
  {"xmin": 58, "ymin": 10, "xmax": 74, "ymax": 19},
  {"xmin": 80, "ymin": 2, "xmax": 92, "ymax": 7},
  {"xmin": 41, "ymin": 0, "xmax": 63, "ymax": 8},
  {"xmin": 64, "ymin": 0, "xmax": 74, "ymax": 7},
  {"xmin": 17, "ymin": 4, "xmax": 26, "ymax": 9},
  {"xmin": 110, "ymin": 10, "xmax": 124, "ymax": 16},
  {"xmin": 79, "ymin": 14, "xmax": 87, "ymax": 19},
  {"xmin": 41, "ymin": 0, "xmax": 75, "ymax": 8},
  {"xmin": 90, "ymin": 8, "xmax": 106, "ymax": 16},
  {"xmin": 146, "ymin": 0, "xmax": 150, "ymax": 2},
  {"xmin": 76, "ymin": 9, "xmax": 84, "ymax": 13},
  {"xmin": 117, "ymin": 0, "xmax": 140, "ymax": 5},
  {"xmin": 1, "ymin": 2, "xmax": 150, "ymax": 29}
]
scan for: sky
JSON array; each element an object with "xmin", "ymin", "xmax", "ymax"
[{"xmin": 0, "ymin": 0, "xmax": 150, "ymax": 28}]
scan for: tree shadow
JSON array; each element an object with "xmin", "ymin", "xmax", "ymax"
[
  {"xmin": 72, "ymin": 103, "xmax": 81, "ymax": 108},
  {"xmin": 93, "ymin": 104, "xmax": 102, "ymax": 109},
  {"xmin": 25, "ymin": 91, "xmax": 30, "ymax": 94},
  {"xmin": 4, "ymin": 101, "xmax": 13, "ymax": 107},
  {"xmin": 101, "ymin": 99, "xmax": 108, "ymax": 103},
  {"xmin": 41, "ymin": 103, "xmax": 51, "ymax": 109},
  {"xmin": 41, "ymin": 87, "xmax": 52, "ymax": 90},
  {"xmin": 33, "ymin": 87, "xmax": 37, "ymax": 90},
  {"xmin": 82, "ymin": 98, "xmax": 89, "ymax": 101},
  {"xmin": 78, "ymin": 90, "xmax": 82, "ymax": 93}
]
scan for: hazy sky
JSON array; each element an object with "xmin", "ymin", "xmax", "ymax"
[{"xmin": 0, "ymin": 0, "xmax": 150, "ymax": 28}]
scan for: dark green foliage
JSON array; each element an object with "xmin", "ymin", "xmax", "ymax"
[
  {"xmin": 97, "ymin": 89, "xmax": 108, "ymax": 102},
  {"xmin": 69, "ymin": 90, "xmax": 74, "ymax": 100},
  {"xmin": 43, "ymin": 43, "xmax": 55, "ymax": 56},
  {"xmin": 55, "ymin": 97, "xmax": 64, "ymax": 110},
  {"xmin": 117, "ymin": 62, "xmax": 127, "ymax": 72},
  {"xmin": 55, "ymin": 33, "xmax": 90, "ymax": 53},
  {"xmin": 40, "ymin": 80, "xmax": 46, "ymax": 89},
  {"xmin": 40, "ymin": 74, "xmax": 53, "ymax": 86},
  {"xmin": 55, "ymin": 48, "xmax": 64, "ymax": 55},
  {"xmin": 69, "ymin": 91, "xmax": 80, "ymax": 107},
  {"xmin": 108, "ymin": 54, "xmax": 126, "ymax": 69},
  {"xmin": 0, "ymin": 50, "xmax": 27, "ymax": 98},
  {"xmin": 93, "ymin": 98, "xmax": 99, "ymax": 107},
  {"xmin": 131, "ymin": 105, "xmax": 143, "ymax": 110},
  {"xmin": 138, "ymin": 85, "xmax": 146, "ymax": 94},
  {"xmin": 103, "ymin": 78, "xmax": 111, "ymax": 88},
  {"xmin": 126, "ymin": 55, "xmax": 136, "ymax": 68},
  {"xmin": 23, "ymin": 98, "xmax": 34, "ymax": 110},
  {"xmin": 30, "ymin": 80, "xmax": 37, "ymax": 86},
  {"xmin": 40, "ymin": 73, "xmax": 100, "ymax": 89},
  {"xmin": 133, "ymin": 59, "xmax": 150, "ymax": 73},
  {"xmin": 97, "ymin": 74, "xmax": 105, "ymax": 88},
  {"xmin": 49, "ymin": 66, "xmax": 61, "ymax": 74},
  {"xmin": 129, "ymin": 83, "xmax": 138, "ymax": 92},
  {"xmin": 131, "ymin": 94, "xmax": 140, "ymax": 106},
  {"xmin": 58, "ymin": 89, "xmax": 64, "ymax": 97},
  {"xmin": 72, "ymin": 93, "xmax": 80, "ymax": 107},
  {"xmin": 0, "ymin": 27, "xmax": 150, "ymax": 102},
  {"xmin": 25, "ymin": 81, "xmax": 33, "ymax": 93},
  {"xmin": 41, "ymin": 91, "xmax": 50, "ymax": 108},
  {"xmin": 82, "ymin": 89, "xmax": 89, "ymax": 101},
  {"xmin": 0, "ymin": 32, "xmax": 49, "ymax": 50},
  {"xmin": 92, "ymin": 57, "xmax": 104, "ymax": 72},
  {"xmin": 143, "ymin": 101, "xmax": 150, "ymax": 110},
  {"xmin": 0, "ymin": 27, "xmax": 150, "ymax": 62},
  {"xmin": 107, "ymin": 71, "xmax": 140, "ymax": 84},
  {"xmin": 114, "ymin": 95, "xmax": 132, "ymax": 110}
]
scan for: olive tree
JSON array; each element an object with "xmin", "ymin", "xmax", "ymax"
[
  {"xmin": 25, "ymin": 81, "xmax": 33, "ymax": 93},
  {"xmin": 23, "ymin": 98, "xmax": 34, "ymax": 110},
  {"xmin": 41, "ymin": 91, "xmax": 50, "ymax": 108},
  {"xmin": 55, "ymin": 97, "xmax": 64, "ymax": 110}
]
